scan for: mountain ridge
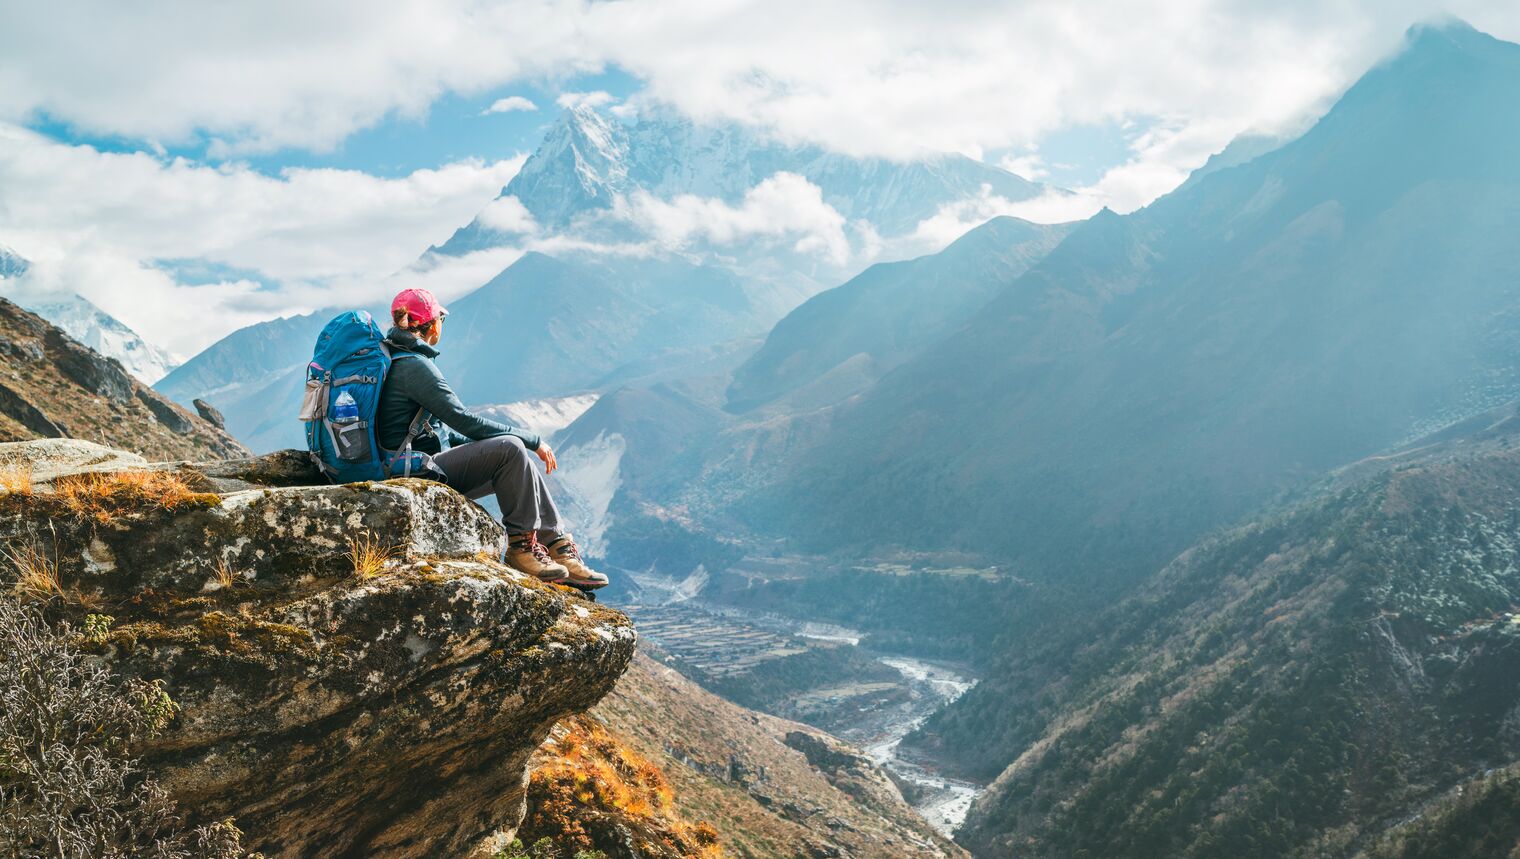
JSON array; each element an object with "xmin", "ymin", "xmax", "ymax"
[{"xmin": 725, "ymin": 18, "xmax": 1520, "ymax": 589}]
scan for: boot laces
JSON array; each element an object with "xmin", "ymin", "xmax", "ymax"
[
  {"xmin": 516, "ymin": 533, "xmax": 555, "ymax": 566},
  {"xmin": 555, "ymin": 538, "xmax": 580, "ymax": 560}
]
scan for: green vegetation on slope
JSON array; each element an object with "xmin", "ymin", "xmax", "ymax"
[{"xmin": 925, "ymin": 440, "xmax": 1520, "ymax": 858}]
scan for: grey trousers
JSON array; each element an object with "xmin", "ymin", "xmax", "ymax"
[{"xmin": 433, "ymin": 435, "xmax": 561, "ymax": 536}]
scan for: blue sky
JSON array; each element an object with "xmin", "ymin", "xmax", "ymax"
[
  {"xmin": 2, "ymin": 1, "xmax": 1518, "ymax": 356},
  {"xmin": 26, "ymin": 60, "xmax": 1130, "ymax": 189},
  {"xmin": 29, "ymin": 68, "xmax": 643, "ymax": 179}
]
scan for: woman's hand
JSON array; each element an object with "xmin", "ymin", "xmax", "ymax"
[{"xmin": 536, "ymin": 442, "xmax": 558, "ymax": 475}]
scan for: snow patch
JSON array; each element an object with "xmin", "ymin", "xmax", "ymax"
[
  {"xmin": 551, "ymin": 431, "xmax": 625, "ymax": 559},
  {"xmin": 475, "ymin": 394, "xmax": 598, "ymax": 443}
]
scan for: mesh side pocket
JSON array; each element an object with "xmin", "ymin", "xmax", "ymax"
[
  {"xmin": 334, "ymin": 420, "xmax": 372, "ymax": 463},
  {"xmin": 298, "ymin": 379, "xmax": 327, "ymax": 422}
]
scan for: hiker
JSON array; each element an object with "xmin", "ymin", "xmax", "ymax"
[{"xmin": 375, "ymin": 287, "xmax": 608, "ymax": 590}]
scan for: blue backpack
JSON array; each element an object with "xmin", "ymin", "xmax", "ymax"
[{"xmin": 299, "ymin": 310, "xmax": 431, "ymax": 483}]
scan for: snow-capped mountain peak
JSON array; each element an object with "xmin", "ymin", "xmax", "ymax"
[
  {"xmin": 21, "ymin": 293, "xmax": 182, "ymax": 384},
  {"xmin": 0, "ymin": 244, "xmax": 30, "ymax": 279},
  {"xmin": 506, "ymin": 105, "xmax": 631, "ymax": 227},
  {"xmin": 434, "ymin": 102, "xmax": 1052, "ymax": 254}
]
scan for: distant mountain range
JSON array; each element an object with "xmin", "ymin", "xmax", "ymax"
[
  {"xmin": 0, "ymin": 247, "xmax": 181, "ymax": 384},
  {"xmin": 20, "ymin": 294, "xmax": 181, "ymax": 384},
  {"xmin": 0, "ymin": 245, "xmax": 28, "ymax": 279},
  {"xmin": 162, "ymin": 104, "xmax": 1060, "ymax": 451},
  {"xmin": 725, "ymin": 215, "xmax": 1074, "ymax": 413},
  {"xmin": 715, "ymin": 20, "xmax": 1520, "ymax": 591},
  {"xmin": 547, "ymin": 21, "xmax": 1520, "ymax": 855},
  {"xmin": 434, "ymin": 103, "xmax": 1051, "ymax": 253}
]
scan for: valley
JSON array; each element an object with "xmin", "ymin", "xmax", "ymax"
[
  {"xmin": 616, "ymin": 583, "xmax": 987, "ymax": 836},
  {"xmin": 11, "ymin": 13, "xmax": 1520, "ymax": 858}
]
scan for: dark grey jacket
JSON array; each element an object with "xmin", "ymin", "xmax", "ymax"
[{"xmin": 376, "ymin": 328, "xmax": 540, "ymax": 454}]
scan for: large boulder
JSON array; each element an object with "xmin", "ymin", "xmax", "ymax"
[
  {"xmin": 193, "ymin": 398, "xmax": 227, "ymax": 430},
  {"xmin": 0, "ymin": 437, "xmax": 145, "ymax": 480},
  {"xmin": 137, "ymin": 388, "xmax": 196, "ymax": 434},
  {"xmin": 0, "ymin": 442, "xmax": 636, "ymax": 857}
]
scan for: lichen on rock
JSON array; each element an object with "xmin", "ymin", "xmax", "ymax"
[{"xmin": 0, "ymin": 440, "xmax": 637, "ymax": 858}]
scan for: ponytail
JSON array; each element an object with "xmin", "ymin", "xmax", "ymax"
[{"xmin": 393, "ymin": 308, "xmax": 439, "ymax": 341}]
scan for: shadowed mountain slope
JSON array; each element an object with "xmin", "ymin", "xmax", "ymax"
[
  {"xmin": 925, "ymin": 400, "xmax": 1520, "ymax": 857},
  {"xmin": 748, "ymin": 22, "xmax": 1520, "ymax": 590}
]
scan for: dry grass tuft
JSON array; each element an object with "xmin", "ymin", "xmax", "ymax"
[
  {"xmin": 0, "ymin": 464, "xmax": 33, "ymax": 497},
  {"xmin": 212, "ymin": 557, "xmax": 240, "ymax": 591},
  {"xmin": 51, "ymin": 470, "xmax": 217, "ymax": 524},
  {"xmin": 346, "ymin": 532, "xmax": 397, "ymax": 579},
  {"xmin": 4, "ymin": 540, "xmax": 64, "ymax": 603}
]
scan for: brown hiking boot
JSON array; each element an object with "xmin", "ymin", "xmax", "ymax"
[
  {"xmin": 546, "ymin": 533, "xmax": 609, "ymax": 590},
  {"xmin": 505, "ymin": 532, "xmax": 568, "ymax": 583}
]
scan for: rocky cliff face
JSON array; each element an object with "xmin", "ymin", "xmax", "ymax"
[
  {"xmin": 0, "ymin": 299, "xmax": 244, "ymax": 461},
  {"xmin": 0, "ymin": 439, "xmax": 635, "ymax": 857}
]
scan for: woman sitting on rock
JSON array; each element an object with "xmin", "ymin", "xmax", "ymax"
[{"xmin": 376, "ymin": 287, "xmax": 608, "ymax": 590}]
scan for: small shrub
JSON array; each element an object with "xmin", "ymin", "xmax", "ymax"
[
  {"xmin": 522, "ymin": 716, "xmax": 721, "ymax": 857},
  {"xmin": 345, "ymin": 532, "xmax": 396, "ymax": 579},
  {"xmin": 0, "ymin": 599, "xmax": 257, "ymax": 857},
  {"xmin": 83, "ymin": 613, "xmax": 115, "ymax": 644}
]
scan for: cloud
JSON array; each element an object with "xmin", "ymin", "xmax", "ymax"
[
  {"xmin": 616, "ymin": 172, "xmax": 850, "ymax": 265},
  {"xmin": 481, "ymin": 95, "xmax": 537, "ymax": 115},
  {"xmin": 5, "ymin": 0, "xmax": 1520, "ymax": 356},
  {"xmin": 555, "ymin": 91, "xmax": 617, "ymax": 110},
  {"xmin": 475, "ymin": 195, "xmax": 539, "ymax": 233},
  {"xmin": 0, "ymin": 124, "xmax": 525, "ymax": 352},
  {"xmin": 6, "ymin": 1, "xmax": 1517, "ymax": 174},
  {"xmin": 999, "ymin": 150, "xmax": 1049, "ymax": 182}
]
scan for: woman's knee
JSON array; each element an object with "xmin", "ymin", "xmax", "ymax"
[{"xmin": 487, "ymin": 434, "xmax": 529, "ymax": 460}]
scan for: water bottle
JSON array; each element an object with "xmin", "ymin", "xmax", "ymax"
[{"xmin": 332, "ymin": 390, "xmax": 359, "ymax": 423}]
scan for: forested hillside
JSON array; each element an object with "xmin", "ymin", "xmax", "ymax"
[{"xmin": 923, "ymin": 403, "xmax": 1520, "ymax": 857}]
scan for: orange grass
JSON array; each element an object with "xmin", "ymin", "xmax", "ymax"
[
  {"xmin": 212, "ymin": 556, "xmax": 241, "ymax": 590},
  {"xmin": 4, "ymin": 540, "xmax": 63, "ymax": 602},
  {"xmin": 345, "ymin": 532, "xmax": 397, "ymax": 579},
  {"xmin": 51, "ymin": 470, "xmax": 215, "ymax": 523},
  {"xmin": 0, "ymin": 464, "xmax": 33, "ymax": 497},
  {"xmin": 526, "ymin": 716, "xmax": 722, "ymax": 856}
]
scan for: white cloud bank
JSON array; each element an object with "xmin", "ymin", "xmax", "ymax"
[
  {"xmin": 618, "ymin": 172, "xmax": 851, "ymax": 265},
  {"xmin": 0, "ymin": 124, "xmax": 524, "ymax": 353},
  {"xmin": 3, "ymin": 1, "xmax": 1518, "ymax": 170},
  {"xmin": 5, "ymin": 2, "xmax": 1520, "ymax": 354}
]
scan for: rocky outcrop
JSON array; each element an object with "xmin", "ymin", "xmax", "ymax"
[
  {"xmin": 0, "ymin": 438, "xmax": 147, "ymax": 480},
  {"xmin": 137, "ymin": 388, "xmax": 196, "ymax": 434},
  {"xmin": 0, "ymin": 298, "xmax": 244, "ymax": 461},
  {"xmin": 783, "ymin": 731, "xmax": 912, "ymax": 820},
  {"xmin": 193, "ymin": 398, "xmax": 227, "ymax": 430},
  {"xmin": 0, "ymin": 379, "xmax": 67, "ymax": 437},
  {"xmin": 45, "ymin": 326, "xmax": 135, "ymax": 403},
  {"xmin": 0, "ymin": 440, "xmax": 636, "ymax": 857}
]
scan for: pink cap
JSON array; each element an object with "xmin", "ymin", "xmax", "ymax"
[{"xmin": 391, "ymin": 288, "xmax": 448, "ymax": 326}]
